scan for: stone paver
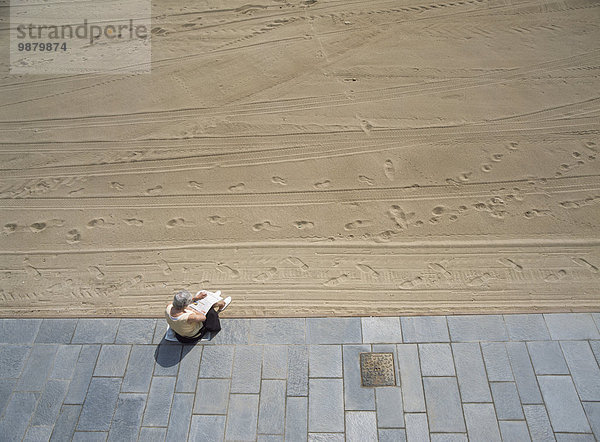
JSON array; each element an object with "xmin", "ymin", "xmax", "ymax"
[{"xmin": 1, "ymin": 313, "xmax": 600, "ymax": 441}]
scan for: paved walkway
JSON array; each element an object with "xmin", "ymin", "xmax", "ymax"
[{"xmin": 1, "ymin": 313, "xmax": 600, "ymax": 441}]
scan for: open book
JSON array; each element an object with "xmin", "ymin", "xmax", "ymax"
[{"xmin": 188, "ymin": 290, "xmax": 222, "ymax": 315}]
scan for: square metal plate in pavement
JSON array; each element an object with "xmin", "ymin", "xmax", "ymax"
[{"xmin": 360, "ymin": 352, "xmax": 396, "ymax": 387}]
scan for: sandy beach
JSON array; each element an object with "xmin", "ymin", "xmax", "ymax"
[{"xmin": 0, "ymin": 0, "xmax": 599, "ymax": 317}]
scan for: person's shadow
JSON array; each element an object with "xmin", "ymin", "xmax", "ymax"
[{"xmin": 153, "ymin": 329, "xmax": 220, "ymax": 368}]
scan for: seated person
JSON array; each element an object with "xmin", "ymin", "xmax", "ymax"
[{"xmin": 165, "ymin": 289, "xmax": 229, "ymax": 343}]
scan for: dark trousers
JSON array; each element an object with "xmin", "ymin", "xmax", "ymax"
[{"xmin": 175, "ymin": 306, "xmax": 221, "ymax": 343}]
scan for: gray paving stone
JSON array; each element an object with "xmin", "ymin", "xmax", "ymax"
[
  {"xmin": 554, "ymin": 434, "xmax": 596, "ymax": 442},
  {"xmin": 499, "ymin": 421, "xmax": 531, "ymax": 442},
  {"xmin": 72, "ymin": 432, "xmax": 108, "ymax": 441},
  {"xmin": 31, "ymin": 379, "xmax": 69, "ymax": 426},
  {"xmin": 50, "ymin": 345, "xmax": 81, "ymax": 379},
  {"xmin": 453, "ymin": 343, "xmax": 491, "ymax": 402},
  {"xmin": 35, "ymin": 319, "xmax": 77, "ymax": 344},
  {"xmin": 506, "ymin": 342, "xmax": 542, "ymax": 404},
  {"xmin": 523, "ymin": 404, "xmax": 556, "ymax": 442},
  {"xmin": 0, "ymin": 319, "xmax": 41, "ymax": 344},
  {"xmin": 285, "ymin": 396, "xmax": 308, "ymax": 442},
  {"xmin": 257, "ymin": 436, "xmax": 284, "ymax": 442},
  {"xmin": 376, "ymin": 387, "xmax": 404, "ymax": 428},
  {"xmin": 481, "ymin": 342, "xmax": 513, "ymax": 381},
  {"xmin": 0, "ymin": 379, "xmax": 15, "ymax": 417},
  {"xmin": 346, "ymin": 411, "xmax": 377, "ymax": 442},
  {"xmin": 593, "ymin": 313, "xmax": 600, "ymax": 331},
  {"xmin": 139, "ymin": 427, "xmax": 167, "ymax": 442},
  {"xmin": 544, "ymin": 314, "xmax": 600, "ymax": 340},
  {"xmin": 115, "ymin": 319, "xmax": 156, "ymax": 344},
  {"xmin": 463, "ymin": 403, "xmax": 501, "ymax": 442},
  {"xmin": 175, "ymin": 344, "xmax": 202, "ymax": 392},
  {"xmin": 49, "ymin": 404, "xmax": 81, "ymax": 442},
  {"xmin": 258, "ymin": 380, "xmax": 286, "ymax": 434},
  {"xmin": 309, "ymin": 345, "xmax": 342, "ymax": 378},
  {"xmin": 306, "ymin": 318, "xmax": 362, "ymax": 344},
  {"xmin": 23, "ymin": 425, "xmax": 53, "ymax": 442},
  {"xmin": 16, "ymin": 344, "xmax": 58, "ymax": 391},
  {"xmin": 405, "ymin": 413, "xmax": 430, "ymax": 442},
  {"xmin": 397, "ymin": 344, "xmax": 426, "ymax": 412},
  {"xmin": 189, "ymin": 415, "xmax": 226, "ymax": 442},
  {"xmin": 0, "ymin": 344, "xmax": 31, "ymax": 377},
  {"xmin": 527, "ymin": 341, "xmax": 569, "ymax": 375},
  {"xmin": 490, "ymin": 382, "xmax": 523, "ymax": 420},
  {"xmin": 193, "ymin": 378, "xmax": 230, "ymax": 414},
  {"xmin": 94, "ymin": 345, "xmax": 131, "ymax": 377},
  {"xmin": 504, "ymin": 314, "xmax": 550, "ymax": 341},
  {"xmin": 361, "ymin": 317, "xmax": 402, "ymax": 343},
  {"xmin": 307, "ymin": 434, "xmax": 344, "ymax": 442},
  {"xmin": 583, "ymin": 401, "xmax": 600, "ymax": 441},
  {"xmin": 401, "ymin": 316, "xmax": 449, "ymax": 343},
  {"xmin": 77, "ymin": 377, "xmax": 121, "ymax": 431},
  {"xmin": 379, "ymin": 429, "xmax": 407, "ymax": 442},
  {"xmin": 231, "ymin": 345, "xmax": 263, "ymax": 393},
  {"xmin": 122, "ymin": 345, "xmax": 155, "ymax": 393},
  {"xmin": 142, "ymin": 376, "xmax": 176, "ymax": 427},
  {"xmin": 561, "ymin": 341, "xmax": 600, "ymax": 401},
  {"xmin": 165, "ymin": 393, "xmax": 193, "ymax": 441},
  {"xmin": 288, "ymin": 345, "xmax": 308, "ymax": 396},
  {"xmin": 447, "ymin": 315, "xmax": 508, "ymax": 342},
  {"xmin": 199, "ymin": 345, "xmax": 234, "ymax": 378},
  {"xmin": 152, "ymin": 320, "xmax": 168, "ymax": 344},
  {"xmin": 249, "ymin": 318, "xmax": 305, "ymax": 344},
  {"xmin": 107, "ymin": 393, "xmax": 146, "ymax": 442},
  {"xmin": 308, "ymin": 378, "xmax": 344, "ymax": 432},
  {"xmin": 591, "ymin": 341, "xmax": 600, "ymax": 365},
  {"xmin": 430, "ymin": 434, "xmax": 468, "ymax": 442},
  {"xmin": 263, "ymin": 345, "xmax": 288, "ymax": 379},
  {"xmin": 0, "ymin": 391, "xmax": 38, "ymax": 441},
  {"xmin": 419, "ymin": 343, "xmax": 455, "ymax": 376},
  {"xmin": 71, "ymin": 319, "xmax": 119, "ymax": 344},
  {"xmin": 225, "ymin": 394, "xmax": 259, "ymax": 441},
  {"xmin": 211, "ymin": 319, "xmax": 250, "ymax": 345},
  {"xmin": 538, "ymin": 375, "xmax": 591, "ymax": 433},
  {"xmin": 423, "ymin": 377, "xmax": 465, "ymax": 433},
  {"xmin": 154, "ymin": 343, "xmax": 182, "ymax": 376},
  {"xmin": 343, "ymin": 345, "xmax": 375, "ymax": 410}
]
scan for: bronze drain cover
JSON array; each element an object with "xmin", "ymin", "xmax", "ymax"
[{"xmin": 360, "ymin": 352, "xmax": 396, "ymax": 387}]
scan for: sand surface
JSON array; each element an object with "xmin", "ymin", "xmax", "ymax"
[{"xmin": 1, "ymin": 0, "xmax": 599, "ymax": 317}]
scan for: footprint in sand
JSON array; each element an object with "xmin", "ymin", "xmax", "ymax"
[
  {"xmin": 498, "ymin": 258, "xmax": 523, "ymax": 272},
  {"xmin": 428, "ymin": 263, "xmax": 451, "ymax": 279},
  {"xmin": 399, "ymin": 276, "xmax": 423, "ymax": 290},
  {"xmin": 87, "ymin": 218, "xmax": 113, "ymax": 229},
  {"xmin": 159, "ymin": 259, "xmax": 172, "ymax": 276},
  {"xmin": 384, "ymin": 160, "xmax": 395, "ymax": 181},
  {"xmin": 110, "ymin": 182, "xmax": 124, "ymax": 191},
  {"xmin": 294, "ymin": 221, "xmax": 314, "ymax": 230},
  {"xmin": 166, "ymin": 218, "xmax": 191, "ymax": 228},
  {"xmin": 466, "ymin": 273, "xmax": 493, "ymax": 287},
  {"xmin": 432, "ymin": 206, "xmax": 446, "ymax": 216},
  {"xmin": 544, "ymin": 269, "xmax": 567, "ymax": 282},
  {"xmin": 23, "ymin": 258, "xmax": 41, "ymax": 279},
  {"xmin": 3, "ymin": 223, "xmax": 17, "ymax": 234},
  {"xmin": 344, "ymin": 220, "xmax": 372, "ymax": 231},
  {"xmin": 572, "ymin": 257, "xmax": 599, "ymax": 273},
  {"xmin": 252, "ymin": 221, "xmax": 282, "ymax": 232},
  {"xmin": 216, "ymin": 263, "xmax": 240, "ymax": 279},
  {"xmin": 253, "ymin": 267, "xmax": 277, "ymax": 282},
  {"xmin": 313, "ymin": 180, "xmax": 331, "ymax": 189},
  {"xmin": 146, "ymin": 185, "xmax": 163, "ymax": 195},
  {"xmin": 208, "ymin": 215, "xmax": 228, "ymax": 226},
  {"xmin": 286, "ymin": 256, "xmax": 309, "ymax": 271},
  {"xmin": 388, "ymin": 205, "xmax": 413, "ymax": 229},
  {"xmin": 356, "ymin": 263, "xmax": 379, "ymax": 278},
  {"xmin": 87, "ymin": 266, "xmax": 105, "ymax": 280},
  {"xmin": 67, "ymin": 229, "xmax": 81, "ymax": 244},
  {"xmin": 271, "ymin": 176, "xmax": 287, "ymax": 185},
  {"xmin": 188, "ymin": 181, "xmax": 203, "ymax": 190},
  {"xmin": 323, "ymin": 274, "xmax": 349, "ymax": 287},
  {"xmin": 358, "ymin": 175, "xmax": 374, "ymax": 186},
  {"xmin": 229, "ymin": 183, "xmax": 246, "ymax": 192},
  {"xmin": 124, "ymin": 218, "xmax": 144, "ymax": 226},
  {"xmin": 524, "ymin": 209, "xmax": 552, "ymax": 219},
  {"xmin": 29, "ymin": 222, "xmax": 47, "ymax": 233},
  {"xmin": 481, "ymin": 164, "xmax": 493, "ymax": 173}
]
